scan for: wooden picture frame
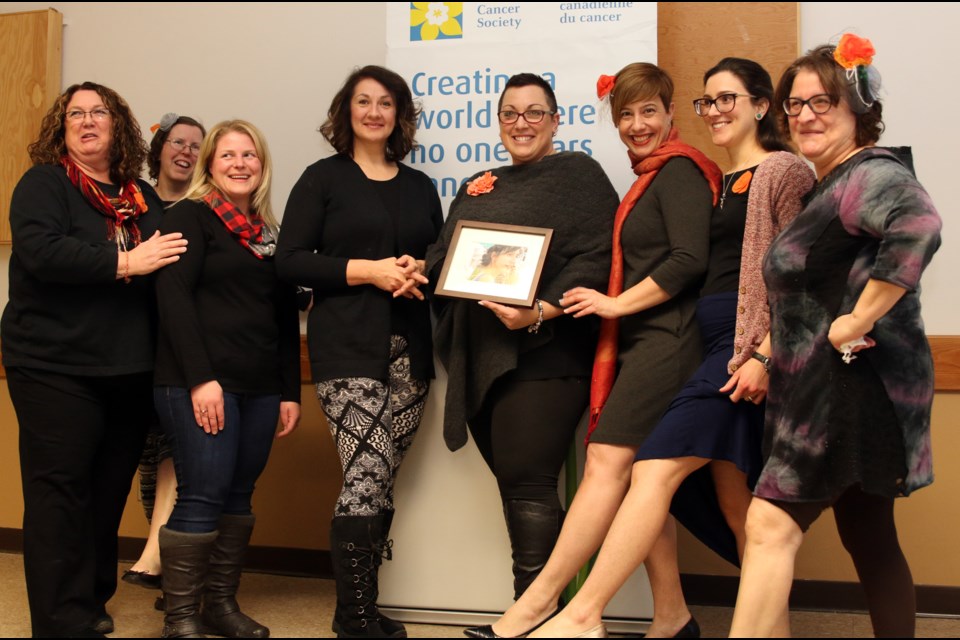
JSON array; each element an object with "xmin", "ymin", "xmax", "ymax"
[{"xmin": 434, "ymin": 220, "xmax": 553, "ymax": 308}]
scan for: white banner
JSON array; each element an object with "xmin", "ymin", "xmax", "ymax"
[
  {"xmin": 381, "ymin": 1, "xmax": 658, "ymax": 626},
  {"xmin": 387, "ymin": 2, "xmax": 657, "ymax": 206}
]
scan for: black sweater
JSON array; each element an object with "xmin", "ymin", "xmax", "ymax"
[
  {"xmin": 276, "ymin": 154, "xmax": 443, "ymax": 383},
  {"xmin": 153, "ymin": 200, "xmax": 301, "ymax": 402},
  {"xmin": 1, "ymin": 165, "xmax": 162, "ymax": 376}
]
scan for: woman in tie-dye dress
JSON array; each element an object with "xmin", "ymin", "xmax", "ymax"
[{"xmin": 731, "ymin": 36, "xmax": 942, "ymax": 638}]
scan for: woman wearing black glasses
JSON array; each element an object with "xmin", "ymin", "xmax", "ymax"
[
  {"xmin": 731, "ymin": 37, "xmax": 941, "ymax": 638},
  {"xmin": 426, "ymin": 73, "xmax": 618, "ymax": 621}
]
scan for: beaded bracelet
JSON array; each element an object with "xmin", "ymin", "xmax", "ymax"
[{"xmin": 527, "ymin": 299, "xmax": 544, "ymax": 334}]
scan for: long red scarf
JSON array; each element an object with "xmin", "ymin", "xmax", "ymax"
[
  {"xmin": 586, "ymin": 128, "xmax": 722, "ymax": 442},
  {"xmin": 60, "ymin": 155, "xmax": 148, "ymax": 248},
  {"xmin": 203, "ymin": 189, "xmax": 269, "ymax": 259}
]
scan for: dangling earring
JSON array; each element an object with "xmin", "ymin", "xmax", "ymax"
[{"xmin": 755, "ymin": 112, "xmax": 764, "ymax": 121}]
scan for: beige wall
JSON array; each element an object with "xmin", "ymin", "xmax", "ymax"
[{"xmin": 2, "ymin": 383, "xmax": 958, "ymax": 586}]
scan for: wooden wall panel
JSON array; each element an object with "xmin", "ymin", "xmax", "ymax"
[
  {"xmin": 658, "ymin": 2, "xmax": 798, "ymax": 171},
  {"xmin": 0, "ymin": 9, "xmax": 62, "ymax": 244}
]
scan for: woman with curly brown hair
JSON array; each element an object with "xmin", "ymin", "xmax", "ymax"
[
  {"xmin": 277, "ymin": 65, "xmax": 442, "ymax": 638},
  {"xmin": 1, "ymin": 81, "xmax": 187, "ymax": 637}
]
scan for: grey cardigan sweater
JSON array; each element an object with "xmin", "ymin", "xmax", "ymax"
[{"xmin": 426, "ymin": 152, "xmax": 619, "ymax": 451}]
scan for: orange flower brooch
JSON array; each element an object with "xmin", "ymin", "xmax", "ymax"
[{"xmin": 466, "ymin": 171, "xmax": 497, "ymax": 196}]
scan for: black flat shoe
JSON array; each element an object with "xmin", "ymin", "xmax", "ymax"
[
  {"xmin": 154, "ymin": 595, "xmax": 165, "ymax": 612},
  {"xmin": 121, "ymin": 568, "xmax": 162, "ymax": 590},
  {"xmin": 633, "ymin": 616, "xmax": 700, "ymax": 639}
]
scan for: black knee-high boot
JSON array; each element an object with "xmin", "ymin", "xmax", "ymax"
[
  {"xmin": 160, "ymin": 527, "xmax": 218, "ymax": 639},
  {"xmin": 330, "ymin": 516, "xmax": 406, "ymax": 638},
  {"xmin": 201, "ymin": 514, "xmax": 269, "ymax": 638},
  {"xmin": 502, "ymin": 500, "xmax": 564, "ymax": 600}
]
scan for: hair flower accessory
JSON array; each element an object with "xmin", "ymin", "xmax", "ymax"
[
  {"xmin": 150, "ymin": 112, "xmax": 179, "ymax": 135},
  {"xmin": 833, "ymin": 33, "xmax": 881, "ymax": 114},
  {"xmin": 833, "ymin": 33, "xmax": 875, "ymax": 69},
  {"xmin": 466, "ymin": 171, "xmax": 497, "ymax": 196},
  {"xmin": 596, "ymin": 74, "xmax": 616, "ymax": 100}
]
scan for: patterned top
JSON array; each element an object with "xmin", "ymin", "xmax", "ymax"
[
  {"xmin": 758, "ymin": 148, "xmax": 942, "ymax": 499},
  {"xmin": 729, "ymin": 152, "xmax": 815, "ymax": 372}
]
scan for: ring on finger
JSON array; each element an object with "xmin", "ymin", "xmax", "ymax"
[
  {"xmin": 745, "ymin": 396, "xmax": 754, "ymax": 403},
  {"xmin": 200, "ymin": 408, "xmax": 208, "ymax": 415}
]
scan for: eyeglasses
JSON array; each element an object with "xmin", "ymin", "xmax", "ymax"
[
  {"xmin": 782, "ymin": 94, "xmax": 835, "ymax": 117},
  {"xmin": 65, "ymin": 108, "xmax": 111, "ymax": 122},
  {"xmin": 166, "ymin": 138, "xmax": 202, "ymax": 155},
  {"xmin": 497, "ymin": 109, "xmax": 555, "ymax": 125},
  {"xmin": 692, "ymin": 93, "xmax": 756, "ymax": 117}
]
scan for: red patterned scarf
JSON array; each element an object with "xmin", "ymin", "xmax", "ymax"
[
  {"xmin": 203, "ymin": 189, "xmax": 271, "ymax": 259},
  {"xmin": 586, "ymin": 127, "xmax": 723, "ymax": 442},
  {"xmin": 60, "ymin": 155, "xmax": 147, "ymax": 248}
]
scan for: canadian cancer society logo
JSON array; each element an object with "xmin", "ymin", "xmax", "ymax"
[{"xmin": 410, "ymin": 2, "xmax": 463, "ymax": 41}]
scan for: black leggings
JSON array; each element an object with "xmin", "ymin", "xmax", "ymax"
[
  {"xmin": 773, "ymin": 485, "xmax": 916, "ymax": 638},
  {"xmin": 468, "ymin": 376, "xmax": 589, "ymax": 507}
]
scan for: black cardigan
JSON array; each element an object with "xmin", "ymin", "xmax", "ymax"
[
  {"xmin": 153, "ymin": 200, "xmax": 301, "ymax": 402},
  {"xmin": 276, "ymin": 154, "xmax": 443, "ymax": 382},
  {"xmin": 425, "ymin": 152, "xmax": 619, "ymax": 451},
  {"xmin": 1, "ymin": 165, "xmax": 162, "ymax": 376}
]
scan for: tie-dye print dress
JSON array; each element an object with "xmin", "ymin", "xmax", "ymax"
[{"xmin": 757, "ymin": 148, "xmax": 941, "ymax": 502}]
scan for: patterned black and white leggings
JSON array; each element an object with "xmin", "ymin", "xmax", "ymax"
[{"xmin": 317, "ymin": 336, "xmax": 429, "ymax": 517}]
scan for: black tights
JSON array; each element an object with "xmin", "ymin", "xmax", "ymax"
[
  {"xmin": 468, "ymin": 376, "xmax": 589, "ymax": 507},
  {"xmin": 776, "ymin": 486, "xmax": 915, "ymax": 638}
]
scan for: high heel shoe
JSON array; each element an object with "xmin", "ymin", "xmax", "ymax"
[
  {"xmin": 673, "ymin": 616, "xmax": 700, "ymax": 638},
  {"xmin": 463, "ymin": 607, "xmax": 559, "ymax": 638}
]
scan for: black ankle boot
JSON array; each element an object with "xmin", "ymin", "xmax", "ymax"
[
  {"xmin": 502, "ymin": 500, "xmax": 564, "ymax": 600},
  {"xmin": 330, "ymin": 515, "xmax": 406, "ymax": 638},
  {"xmin": 201, "ymin": 513, "xmax": 269, "ymax": 638},
  {"xmin": 160, "ymin": 527, "xmax": 218, "ymax": 638}
]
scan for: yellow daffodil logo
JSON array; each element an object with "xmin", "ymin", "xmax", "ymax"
[{"xmin": 411, "ymin": 2, "xmax": 463, "ymax": 41}]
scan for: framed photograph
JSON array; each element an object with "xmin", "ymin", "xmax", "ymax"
[{"xmin": 435, "ymin": 220, "xmax": 553, "ymax": 308}]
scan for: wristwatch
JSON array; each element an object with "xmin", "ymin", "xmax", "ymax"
[{"xmin": 751, "ymin": 351, "xmax": 771, "ymax": 373}]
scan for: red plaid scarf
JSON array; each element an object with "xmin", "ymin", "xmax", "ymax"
[
  {"xmin": 203, "ymin": 189, "xmax": 268, "ymax": 259},
  {"xmin": 60, "ymin": 155, "xmax": 147, "ymax": 248},
  {"xmin": 586, "ymin": 127, "xmax": 722, "ymax": 442}
]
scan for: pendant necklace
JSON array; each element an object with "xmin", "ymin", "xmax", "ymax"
[{"xmin": 720, "ymin": 171, "xmax": 736, "ymax": 210}]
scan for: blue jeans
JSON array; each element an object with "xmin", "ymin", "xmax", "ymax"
[{"xmin": 155, "ymin": 387, "xmax": 279, "ymax": 533}]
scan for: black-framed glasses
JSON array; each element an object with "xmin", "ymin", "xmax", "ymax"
[
  {"xmin": 497, "ymin": 109, "xmax": 555, "ymax": 125},
  {"xmin": 692, "ymin": 93, "xmax": 755, "ymax": 116},
  {"xmin": 782, "ymin": 94, "xmax": 835, "ymax": 117},
  {"xmin": 166, "ymin": 138, "xmax": 202, "ymax": 155},
  {"xmin": 65, "ymin": 108, "xmax": 111, "ymax": 122}
]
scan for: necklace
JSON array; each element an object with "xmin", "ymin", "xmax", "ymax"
[{"xmin": 720, "ymin": 171, "xmax": 736, "ymax": 210}]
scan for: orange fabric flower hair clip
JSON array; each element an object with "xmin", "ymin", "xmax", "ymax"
[
  {"xmin": 833, "ymin": 33, "xmax": 875, "ymax": 69},
  {"xmin": 466, "ymin": 171, "xmax": 497, "ymax": 196},
  {"xmin": 832, "ymin": 33, "xmax": 881, "ymax": 114},
  {"xmin": 596, "ymin": 75, "xmax": 616, "ymax": 100}
]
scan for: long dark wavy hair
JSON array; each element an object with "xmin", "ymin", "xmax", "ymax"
[
  {"xmin": 28, "ymin": 81, "xmax": 147, "ymax": 184},
  {"xmin": 320, "ymin": 65, "xmax": 419, "ymax": 162}
]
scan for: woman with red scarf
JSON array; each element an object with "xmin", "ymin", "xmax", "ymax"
[
  {"xmin": 153, "ymin": 120, "xmax": 301, "ymax": 638},
  {"xmin": 2, "ymin": 82, "xmax": 187, "ymax": 637},
  {"xmin": 473, "ymin": 63, "xmax": 720, "ymax": 639}
]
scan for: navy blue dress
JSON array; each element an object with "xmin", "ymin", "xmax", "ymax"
[{"xmin": 634, "ymin": 168, "xmax": 764, "ymax": 566}]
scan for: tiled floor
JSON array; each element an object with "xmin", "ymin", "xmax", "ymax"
[{"xmin": 0, "ymin": 552, "xmax": 957, "ymax": 637}]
